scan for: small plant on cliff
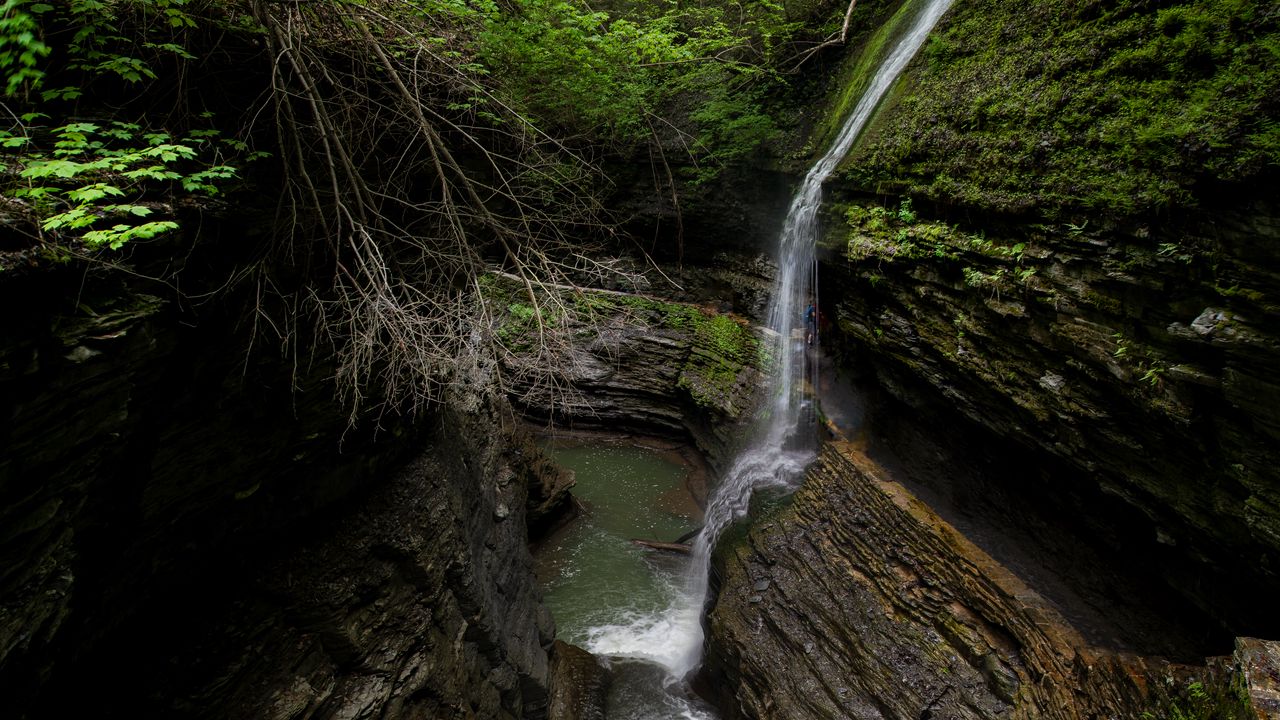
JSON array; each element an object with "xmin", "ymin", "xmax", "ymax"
[
  {"xmin": 1140, "ymin": 364, "xmax": 1167, "ymax": 388},
  {"xmin": 962, "ymin": 266, "xmax": 1008, "ymax": 298},
  {"xmin": 895, "ymin": 198, "xmax": 916, "ymax": 223},
  {"xmin": 1113, "ymin": 333, "xmax": 1131, "ymax": 358},
  {"xmin": 1141, "ymin": 677, "xmax": 1252, "ymax": 720}
]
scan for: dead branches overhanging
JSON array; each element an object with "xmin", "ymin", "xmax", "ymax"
[
  {"xmin": 251, "ymin": 0, "xmax": 643, "ymax": 424},
  {"xmin": 790, "ymin": 0, "xmax": 858, "ymax": 71}
]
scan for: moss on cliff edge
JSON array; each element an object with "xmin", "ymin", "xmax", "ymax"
[{"xmin": 841, "ymin": 0, "xmax": 1280, "ymax": 219}]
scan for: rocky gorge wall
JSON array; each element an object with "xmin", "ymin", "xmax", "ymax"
[
  {"xmin": 702, "ymin": 442, "xmax": 1271, "ymax": 719},
  {"xmin": 815, "ymin": 1, "xmax": 1280, "ymax": 633},
  {"xmin": 496, "ymin": 282, "xmax": 771, "ymax": 473},
  {"xmin": 819, "ymin": 190, "xmax": 1280, "ymax": 637},
  {"xmin": 0, "ymin": 265, "xmax": 572, "ymax": 718}
]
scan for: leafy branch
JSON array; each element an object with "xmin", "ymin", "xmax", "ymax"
[{"xmin": 4, "ymin": 120, "xmax": 256, "ymax": 249}]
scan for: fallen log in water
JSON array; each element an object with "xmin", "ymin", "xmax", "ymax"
[{"xmin": 630, "ymin": 539, "xmax": 691, "ymax": 554}]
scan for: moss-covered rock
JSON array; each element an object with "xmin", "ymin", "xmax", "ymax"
[
  {"xmin": 836, "ymin": 0, "xmax": 1280, "ymax": 219},
  {"xmin": 491, "ymin": 277, "xmax": 769, "ymax": 469},
  {"xmin": 819, "ymin": 191, "xmax": 1280, "ymax": 635}
]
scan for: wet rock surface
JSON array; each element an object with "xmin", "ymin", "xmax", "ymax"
[
  {"xmin": 547, "ymin": 640, "xmax": 610, "ymax": 720},
  {"xmin": 819, "ymin": 194, "xmax": 1280, "ymax": 636},
  {"xmin": 702, "ymin": 442, "xmax": 1243, "ymax": 719},
  {"xmin": 1237, "ymin": 638, "xmax": 1280, "ymax": 719}
]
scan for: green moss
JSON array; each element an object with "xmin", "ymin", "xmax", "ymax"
[
  {"xmin": 677, "ymin": 309, "xmax": 758, "ymax": 410},
  {"xmin": 839, "ymin": 0, "xmax": 1280, "ymax": 219},
  {"xmin": 813, "ymin": 0, "xmax": 934, "ymax": 151},
  {"xmin": 844, "ymin": 198, "xmax": 1039, "ymax": 265},
  {"xmin": 1082, "ymin": 290, "xmax": 1123, "ymax": 315},
  {"xmin": 1141, "ymin": 676, "xmax": 1253, "ymax": 720},
  {"xmin": 485, "ymin": 277, "xmax": 761, "ymax": 411}
]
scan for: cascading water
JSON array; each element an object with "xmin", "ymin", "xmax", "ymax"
[{"xmin": 577, "ymin": 0, "xmax": 955, "ymax": 712}]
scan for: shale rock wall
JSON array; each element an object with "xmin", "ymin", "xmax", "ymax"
[
  {"xmin": 702, "ymin": 442, "xmax": 1255, "ymax": 720},
  {"xmin": 805, "ymin": 0, "xmax": 1280, "ymax": 638},
  {"xmin": 820, "ymin": 195, "xmax": 1280, "ymax": 636},
  {"xmin": 502, "ymin": 289, "xmax": 768, "ymax": 472},
  {"xmin": 0, "ymin": 268, "xmax": 569, "ymax": 718}
]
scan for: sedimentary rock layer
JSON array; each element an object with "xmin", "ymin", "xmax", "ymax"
[
  {"xmin": 0, "ymin": 270, "xmax": 568, "ymax": 718},
  {"xmin": 703, "ymin": 442, "xmax": 1222, "ymax": 720},
  {"xmin": 822, "ymin": 198, "xmax": 1280, "ymax": 634}
]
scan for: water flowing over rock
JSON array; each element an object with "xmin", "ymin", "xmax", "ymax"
[{"xmin": 672, "ymin": 0, "xmax": 958, "ymax": 681}]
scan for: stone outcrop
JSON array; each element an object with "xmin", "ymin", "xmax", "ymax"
[
  {"xmin": 1238, "ymin": 638, "xmax": 1280, "ymax": 719},
  {"xmin": 140, "ymin": 379, "xmax": 560, "ymax": 720},
  {"xmin": 0, "ymin": 267, "xmax": 568, "ymax": 718},
  {"xmin": 702, "ymin": 442, "xmax": 1259, "ymax": 719},
  {"xmin": 504, "ymin": 292, "xmax": 768, "ymax": 471},
  {"xmin": 547, "ymin": 641, "xmax": 610, "ymax": 720}
]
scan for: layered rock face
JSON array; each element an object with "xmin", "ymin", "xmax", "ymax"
[
  {"xmin": 703, "ymin": 442, "xmax": 1254, "ymax": 719},
  {"xmin": 141, "ymin": 382, "xmax": 560, "ymax": 719},
  {"xmin": 0, "ymin": 268, "xmax": 568, "ymax": 718},
  {"xmin": 821, "ymin": 195, "xmax": 1280, "ymax": 636},
  {"xmin": 805, "ymin": 0, "xmax": 1280, "ymax": 639},
  {"xmin": 503, "ymin": 290, "xmax": 768, "ymax": 471}
]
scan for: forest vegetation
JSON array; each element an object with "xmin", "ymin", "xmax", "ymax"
[
  {"xmin": 0, "ymin": 0, "xmax": 846, "ymax": 420},
  {"xmin": 1, "ymin": 0, "xmax": 1277, "ymax": 419},
  {"xmin": 844, "ymin": 0, "xmax": 1280, "ymax": 219}
]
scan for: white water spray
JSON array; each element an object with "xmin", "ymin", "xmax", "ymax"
[{"xmin": 582, "ymin": 0, "xmax": 955, "ymax": 696}]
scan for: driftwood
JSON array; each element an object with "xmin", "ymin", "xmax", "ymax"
[{"xmin": 631, "ymin": 539, "xmax": 692, "ymax": 554}]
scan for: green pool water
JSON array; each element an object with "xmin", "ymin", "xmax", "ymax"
[
  {"xmin": 535, "ymin": 442, "xmax": 716, "ymax": 719},
  {"xmin": 536, "ymin": 443, "xmax": 700, "ymax": 645}
]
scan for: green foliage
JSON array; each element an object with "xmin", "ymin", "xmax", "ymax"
[
  {"xmin": 844, "ymin": 199, "xmax": 973, "ymax": 263},
  {"xmin": 812, "ymin": 0, "xmax": 919, "ymax": 150},
  {"xmin": 0, "ymin": 1, "xmax": 265, "ymax": 252},
  {"xmin": 0, "ymin": 0, "xmax": 51, "ymax": 95},
  {"xmin": 1112, "ymin": 332, "xmax": 1173, "ymax": 391},
  {"xmin": 961, "ymin": 266, "xmax": 1007, "ymax": 293},
  {"xmin": 5, "ymin": 118, "xmax": 257, "ymax": 250},
  {"xmin": 845, "ymin": 197, "xmax": 1049, "ymax": 301},
  {"xmin": 490, "ymin": 281, "xmax": 759, "ymax": 410},
  {"xmin": 1, "ymin": 0, "xmax": 198, "ymax": 100},
  {"xmin": 1141, "ymin": 677, "xmax": 1253, "ymax": 720},
  {"xmin": 841, "ymin": 0, "xmax": 1280, "ymax": 218},
  {"xmin": 480, "ymin": 0, "xmax": 798, "ymax": 168}
]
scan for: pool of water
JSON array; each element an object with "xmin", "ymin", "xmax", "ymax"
[{"xmin": 535, "ymin": 442, "xmax": 717, "ymax": 719}]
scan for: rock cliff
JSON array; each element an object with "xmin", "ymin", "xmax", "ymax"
[
  {"xmin": 697, "ymin": 0, "xmax": 1280, "ymax": 714},
  {"xmin": 703, "ymin": 442, "xmax": 1259, "ymax": 719},
  {"xmin": 499, "ymin": 286, "xmax": 769, "ymax": 472},
  {"xmin": 0, "ymin": 267, "xmax": 569, "ymax": 718},
  {"xmin": 819, "ymin": 193, "xmax": 1280, "ymax": 636}
]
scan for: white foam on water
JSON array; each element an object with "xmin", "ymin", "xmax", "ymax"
[{"xmin": 581, "ymin": 593, "xmax": 702, "ymax": 669}]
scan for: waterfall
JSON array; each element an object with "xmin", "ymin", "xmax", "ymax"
[{"xmin": 580, "ymin": 0, "xmax": 954, "ymax": 703}]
